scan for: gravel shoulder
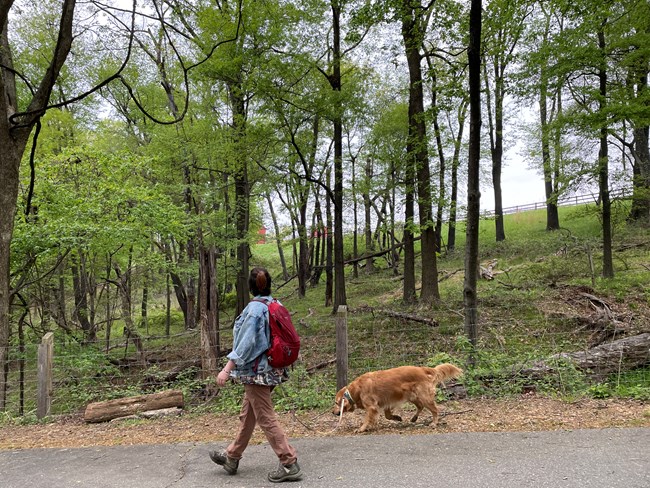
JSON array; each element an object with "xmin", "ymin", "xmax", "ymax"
[{"xmin": 2, "ymin": 395, "xmax": 649, "ymax": 450}]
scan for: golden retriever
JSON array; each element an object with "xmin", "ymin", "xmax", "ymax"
[{"xmin": 332, "ymin": 363, "xmax": 463, "ymax": 433}]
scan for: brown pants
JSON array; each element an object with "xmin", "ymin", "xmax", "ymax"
[{"xmin": 226, "ymin": 384, "xmax": 297, "ymax": 465}]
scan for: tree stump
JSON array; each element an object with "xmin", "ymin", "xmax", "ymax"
[{"xmin": 84, "ymin": 389, "xmax": 184, "ymax": 423}]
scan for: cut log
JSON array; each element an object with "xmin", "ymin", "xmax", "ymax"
[{"xmin": 84, "ymin": 389, "xmax": 184, "ymax": 423}]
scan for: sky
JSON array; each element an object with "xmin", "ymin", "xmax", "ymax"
[{"xmin": 487, "ymin": 153, "xmax": 547, "ymax": 212}]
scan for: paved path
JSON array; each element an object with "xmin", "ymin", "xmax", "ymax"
[{"xmin": 1, "ymin": 428, "xmax": 648, "ymax": 488}]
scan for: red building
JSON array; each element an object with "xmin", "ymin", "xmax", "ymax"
[{"xmin": 257, "ymin": 226, "xmax": 267, "ymax": 244}]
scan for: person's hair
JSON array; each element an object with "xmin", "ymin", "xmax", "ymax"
[{"xmin": 249, "ymin": 267, "xmax": 272, "ymax": 296}]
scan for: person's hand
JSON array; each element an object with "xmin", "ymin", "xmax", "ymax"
[{"xmin": 217, "ymin": 369, "xmax": 231, "ymax": 387}]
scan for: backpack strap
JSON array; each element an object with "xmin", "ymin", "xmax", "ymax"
[{"xmin": 251, "ymin": 298, "xmax": 272, "ymax": 372}]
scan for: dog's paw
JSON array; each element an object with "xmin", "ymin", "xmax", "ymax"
[{"xmin": 409, "ymin": 414, "xmax": 419, "ymax": 423}]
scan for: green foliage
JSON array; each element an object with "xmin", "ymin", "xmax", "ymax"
[
  {"xmin": 274, "ymin": 366, "xmax": 335, "ymax": 411},
  {"xmin": 209, "ymin": 383, "xmax": 246, "ymax": 414},
  {"xmin": 201, "ymin": 367, "xmax": 335, "ymax": 415},
  {"xmin": 588, "ymin": 369, "xmax": 650, "ymax": 401},
  {"xmin": 139, "ymin": 310, "xmax": 185, "ymax": 335},
  {"xmin": 54, "ymin": 344, "xmax": 132, "ymax": 412}
]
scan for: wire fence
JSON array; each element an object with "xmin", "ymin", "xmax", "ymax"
[{"xmin": 4, "ymin": 307, "xmax": 649, "ymax": 420}]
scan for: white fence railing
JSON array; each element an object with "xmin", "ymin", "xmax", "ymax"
[{"xmin": 481, "ymin": 188, "xmax": 632, "ymax": 219}]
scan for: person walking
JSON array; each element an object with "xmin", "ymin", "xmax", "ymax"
[{"xmin": 209, "ymin": 267, "xmax": 303, "ymax": 483}]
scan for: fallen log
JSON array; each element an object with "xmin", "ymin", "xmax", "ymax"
[
  {"xmin": 381, "ymin": 309, "xmax": 439, "ymax": 327},
  {"xmin": 353, "ymin": 305, "xmax": 439, "ymax": 327},
  {"xmin": 306, "ymin": 358, "xmax": 336, "ymax": 374},
  {"xmin": 84, "ymin": 389, "xmax": 184, "ymax": 423},
  {"xmin": 521, "ymin": 332, "xmax": 650, "ymax": 379}
]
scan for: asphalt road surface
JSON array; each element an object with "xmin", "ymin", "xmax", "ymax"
[{"xmin": 1, "ymin": 428, "xmax": 648, "ymax": 488}]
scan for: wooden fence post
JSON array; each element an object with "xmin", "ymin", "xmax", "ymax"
[
  {"xmin": 37, "ymin": 332, "xmax": 54, "ymax": 419},
  {"xmin": 336, "ymin": 305, "xmax": 348, "ymax": 390}
]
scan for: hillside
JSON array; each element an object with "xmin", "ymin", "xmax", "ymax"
[{"xmin": 2, "ymin": 204, "xmax": 649, "ymax": 447}]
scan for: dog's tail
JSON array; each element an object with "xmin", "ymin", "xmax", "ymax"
[{"xmin": 425, "ymin": 363, "xmax": 463, "ymax": 385}]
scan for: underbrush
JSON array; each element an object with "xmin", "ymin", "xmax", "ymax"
[{"xmin": 588, "ymin": 368, "xmax": 650, "ymax": 401}]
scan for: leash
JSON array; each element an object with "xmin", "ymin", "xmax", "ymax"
[{"xmin": 336, "ymin": 388, "xmax": 354, "ymax": 430}]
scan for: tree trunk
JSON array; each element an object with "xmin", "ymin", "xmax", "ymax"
[
  {"xmin": 165, "ymin": 271, "xmax": 171, "ymax": 337},
  {"xmin": 627, "ymin": 19, "xmax": 650, "ymax": 224},
  {"xmin": 325, "ymin": 168, "xmax": 334, "ymax": 307},
  {"xmin": 363, "ymin": 158, "xmax": 375, "ymax": 274},
  {"xmin": 309, "ymin": 187, "xmax": 325, "ymax": 287},
  {"xmin": 297, "ymin": 198, "xmax": 309, "ymax": 298},
  {"xmin": 492, "ymin": 75, "xmax": 506, "ymax": 242},
  {"xmin": 351, "ymin": 155, "xmax": 359, "ymax": 279},
  {"xmin": 168, "ymin": 270, "xmax": 188, "ymax": 318},
  {"xmin": 402, "ymin": 2, "xmax": 439, "ymax": 303},
  {"xmin": 447, "ymin": 100, "xmax": 468, "ymax": 252},
  {"xmin": 331, "ymin": 0, "xmax": 347, "ymax": 312},
  {"xmin": 0, "ymin": 141, "xmax": 23, "ymax": 411},
  {"xmin": 0, "ymin": 0, "xmax": 77, "ymax": 410},
  {"xmin": 539, "ymin": 16, "xmax": 560, "ymax": 231},
  {"xmin": 141, "ymin": 272, "xmax": 149, "ymax": 333},
  {"xmin": 71, "ymin": 252, "xmax": 93, "ymax": 342},
  {"xmin": 464, "ymin": 0, "xmax": 483, "ymax": 354},
  {"xmin": 399, "ymin": 4, "xmax": 416, "ymax": 303},
  {"xmin": 484, "ymin": 59, "xmax": 505, "ymax": 243},
  {"xmin": 185, "ymin": 246, "xmax": 197, "ymax": 330},
  {"xmin": 56, "ymin": 256, "xmax": 68, "ymax": 329},
  {"xmin": 113, "ymin": 263, "xmax": 146, "ymax": 365},
  {"xmin": 403, "ymin": 153, "xmax": 416, "ymax": 303},
  {"xmin": 311, "ymin": 186, "xmax": 325, "ymax": 286},
  {"xmin": 629, "ymin": 126, "xmax": 650, "ymax": 223},
  {"xmin": 104, "ymin": 256, "xmax": 113, "ymax": 353},
  {"xmin": 198, "ymin": 245, "xmax": 219, "ymax": 380},
  {"xmin": 428, "ymin": 67, "xmax": 446, "ymax": 253},
  {"xmin": 389, "ymin": 161, "xmax": 400, "ymax": 276},
  {"xmin": 598, "ymin": 23, "xmax": 614, "ymax": 279},
  {"xmin": 228, "ymin": 81, "xmax": 251, "ymax": 315},
  {"xmin": 266, "ymin": 192, "xmax": 289, "ymax": 280}
]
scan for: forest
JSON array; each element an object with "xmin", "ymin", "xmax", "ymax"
[{"xmin": 0, "ymin": 0, "xmax": 649, "ymax": 417}]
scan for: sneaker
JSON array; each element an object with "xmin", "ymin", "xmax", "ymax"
[
  {"xmin": 209, "ymin": 450, "xmax": 239, "ymax": 475},
  {"xmin": 268, "ymin": 461, "xmax": 303, "ymax": 483}
]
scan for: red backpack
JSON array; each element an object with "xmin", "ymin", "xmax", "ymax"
[{"xmin": 253, "ymin": 298, "xmax": 301, "ymax": 368}]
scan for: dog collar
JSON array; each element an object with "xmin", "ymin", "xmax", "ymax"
[{"xmin": 343, "ymin": 388, "xmax": 355, "ymax": 405}]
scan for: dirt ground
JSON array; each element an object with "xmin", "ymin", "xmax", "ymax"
[{"xmin": 2, "ymin": 395, "xmax": 649, "ymax": 450}]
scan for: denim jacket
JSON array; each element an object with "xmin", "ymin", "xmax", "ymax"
[
  {"xmin": 228, "ymin": 296, "xmax": 271, "ymax": 373},
  {"xmin": 228, "ymin": 295, "xmax": 288, "ymax": 385}
]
